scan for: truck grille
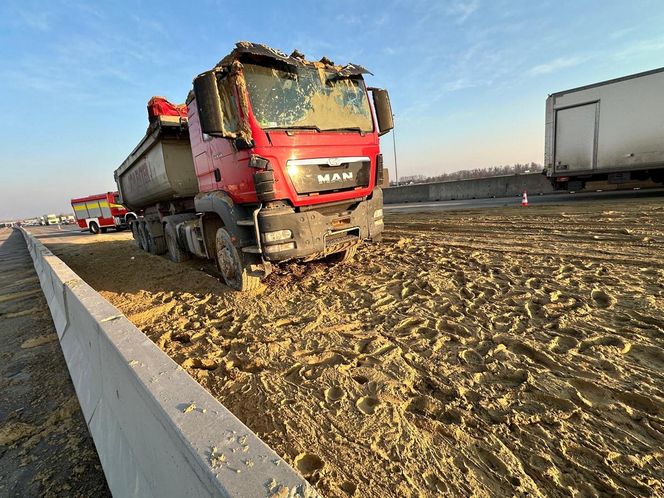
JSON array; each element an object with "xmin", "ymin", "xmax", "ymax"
[{"xmin": 286, "ymin": 157, "xmax": 371, "ymax": 195}]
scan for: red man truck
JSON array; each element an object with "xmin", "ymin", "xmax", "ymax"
[
  {"xmin": 114, "ymin": 42, "xmax": 393, "ymax": 291},
  {"xmin": 71, "ymin": 192, "xmax": 135, "ymax": 234}
]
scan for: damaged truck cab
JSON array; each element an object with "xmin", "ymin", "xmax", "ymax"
[{"xmin": 116, "ymin": 42, "xmax": 393, "ymax": 291}]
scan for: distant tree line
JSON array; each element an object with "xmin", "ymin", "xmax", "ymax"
[{"xmin": 393, "ymin": 162, "xmax": 543, "ymax": 186}]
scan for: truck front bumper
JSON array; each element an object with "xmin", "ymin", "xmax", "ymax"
[{"xmin": 257, "ymin": 188, "xmax": 384, "ymax": 262}]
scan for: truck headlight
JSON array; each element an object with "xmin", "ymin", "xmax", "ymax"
[
  {"xmin": 373, "ymin": 209, "xmax": 383, "ymax": 219},
  {"xmin": 262, "ymin": 229, "xmax": 293, "ymax": 243}
]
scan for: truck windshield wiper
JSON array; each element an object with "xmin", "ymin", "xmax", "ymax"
[
  {"xmin": 324, "ymin": 127, "xmax": 365, "ymax": 134},
  {"xmin": 264, "ymin": 125, "xmax": 321, "ymax": 132}
]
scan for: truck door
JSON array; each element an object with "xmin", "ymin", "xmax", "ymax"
[{"xmin": 554, "ymin": 102, "xmax": 598, "ymax": 173}]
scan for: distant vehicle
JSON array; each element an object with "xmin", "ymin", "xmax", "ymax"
[
  {"xmin": 70, "ymin": 192, "xmax": 135, "ymax": 234},
  {"xmin": 115, "ymin": 42, "xmax": 392, "ymax": 291},
  {"xmin": 42, "ymin": 214, "xmax": 59, "ymax": 225},
  {"xmin": 545, "ymin": 67, "xmax": 664, "ymax": 191}
]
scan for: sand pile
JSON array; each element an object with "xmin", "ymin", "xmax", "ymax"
[{"xmin": 40, "ymin": 198, "xmax": 664, "ymax": 497}]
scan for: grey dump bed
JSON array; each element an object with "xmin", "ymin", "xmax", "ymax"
[
  {"xmin": 114, "ymin": 121, "xmax": 198, "ymax": 211},
  {"xmin": 545, "ymin": 67, "xmax": 664, "ymax": 178}
]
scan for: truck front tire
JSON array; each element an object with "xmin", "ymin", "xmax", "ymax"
[
  {"xmin": 327, "ymin": 245, "xmax": 358, "ymax": 263},
  {"xmin": 215, "ymin": 228, "xmax": 260, "ymax": 292}
]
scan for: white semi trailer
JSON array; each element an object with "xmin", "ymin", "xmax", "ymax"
[{"xmin": 545, "ymin": 67, "xmax": 664, "ymax": 190}]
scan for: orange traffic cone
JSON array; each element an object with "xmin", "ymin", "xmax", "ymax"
[{"xmin": 521, "ymin": 191, "xmax": 529, "ymax": 207}]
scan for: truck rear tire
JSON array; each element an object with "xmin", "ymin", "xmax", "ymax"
[
  {"xmin": 142, "ymin": 221, "xmax": 166, "ymax": 255},
  {"xmin": 89, "ymin": 221, "xmax": 100, "ymax": 235},
  {"xmin": 148, "ymin": 232, "xmax": 167, "ymax": 255},
  {"xmin": 215, "ymin": 228, "xmax": 260, "ymax": 291},
  {"xmin": 130, "ymin": 221, "xmax": 141, "ymax": 247},
  {"xmin": 165, "ymin": 223, "xmax": 190, "ymax": 262},
  {"xmin": 137, "ymin": 221, "xmax": 148, "ymax": 251}
]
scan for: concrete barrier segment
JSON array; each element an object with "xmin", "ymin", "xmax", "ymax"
[
  {"xmin": 384, "ymin": 172, "xmax": 554, "ymax": 204},
  {"xmin": 20, "ymin": 229, "xmax": 318, "ymax": 498}
]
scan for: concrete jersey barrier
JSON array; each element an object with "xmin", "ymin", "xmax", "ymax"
[
  {"xmin": 384, "ymin": 172, "xmax": 554, "ymax": 204},
  {"xmin": 19, "ymin": 228, "xmax": 317, "ymax": 498}
]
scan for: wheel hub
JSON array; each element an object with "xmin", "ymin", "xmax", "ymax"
[{"xmin": 218, "ymin": 244, "xmax": 237, "ymax": 282}]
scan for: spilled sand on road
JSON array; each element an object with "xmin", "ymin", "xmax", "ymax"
[{"xmin": 39, "ymin": 198, "xmax": 664, "ymax": 497}]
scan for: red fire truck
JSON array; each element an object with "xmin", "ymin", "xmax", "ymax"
[{"xmin": 70, "ymin": 192, "xmax": 136, "ymax": 234}]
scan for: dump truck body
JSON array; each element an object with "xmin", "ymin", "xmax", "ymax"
[
  {"xmin": 545, "ymin": 67, "xmax": 664, "ymax": 190},
  {"xmin": 114, "ymin": 120, "xmax": 197, "ymax": 211}
]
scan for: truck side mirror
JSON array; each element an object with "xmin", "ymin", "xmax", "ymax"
[
  {"xmin": 193, "ymin": 71, "xmax": 224, "ymax": 136},
  {"xmin": 370, "ymin": 88, "xmax": 394, "ymax": 136}
]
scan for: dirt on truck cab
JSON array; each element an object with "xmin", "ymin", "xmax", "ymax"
[{"xmin": 115, "ymin": 41, "xmax": 394, "ymax": 291}]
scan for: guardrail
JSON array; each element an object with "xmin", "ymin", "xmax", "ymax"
[
  {"xmin": 20, "ymin": 228, "xmax": 317, "ymax": 498},
  {"xmin": 384, "ymin": 173, "xmax": 553, "ymax": 204}
]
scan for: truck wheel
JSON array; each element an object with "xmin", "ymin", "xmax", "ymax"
[
  {"xmin": 215, "ymin": 228, "xmax": 260, "ymax": 291},
  {"xmin": 89, "ymin": 221, "xmax": 100, "ymax": 235},
  {"xmin": 149, "ymin": 233, "xmax": 167, "ymax": 255},
  {"xmin": 165, "ymin": 223, "xmax": 190, "ymax": 262},
  {"xmin": 137, "ymin": 222, "xmax": 149, "ymax": 251},
  {"xmin": 327, "ymin": 245, "xmax": 358, "ymax": 263},
  {"xmin": 144, "ymin": 222, "xmax": 167, "ymax": 255},
  {"xmin": 131, "ymin": 221, "xmax": 141, "ymax": 247}
]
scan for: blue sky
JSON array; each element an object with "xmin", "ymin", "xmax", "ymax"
[{"xmin": 1, "ymin": 0, "xmax": 663, "ymax": 219}]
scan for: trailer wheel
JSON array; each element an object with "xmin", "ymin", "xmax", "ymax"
[
  {"xmin": 165, "ymin": 223, "xmax": 190, "ymax": 262},
  {"xmin": 89, "ymin": 221, "xmax": 100, "ymax": 235},
  {"xmin": 215, "ymin": 228, "xmax": 260, "ymax": 292},
  {"xmin": 327, "ymin": 245, "xmax": 358, "ymax": 264}
]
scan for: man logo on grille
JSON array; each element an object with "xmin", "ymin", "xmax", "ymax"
[{"xmin": 317, "ymin": 172, "xmax": 353, "ymax": 184}]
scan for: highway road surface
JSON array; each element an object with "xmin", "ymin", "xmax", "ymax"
[{"xmin": 0, "ymin": 228, "xmax": 110, "ymax": 497}]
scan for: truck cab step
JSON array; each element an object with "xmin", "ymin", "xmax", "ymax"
[
  {"xmin": 236, "ymin": 219, "xmax": 255, "ymax": 226},
  {"xmin": 241, "ymin": 245, "xmax": 261, "ymax": 254}
]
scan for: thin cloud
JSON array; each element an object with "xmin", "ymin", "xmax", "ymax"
[
  {"xmin": 528, "ymin": 56, "xmax": 584, "ymax": 76},
  {"xmin": 17, "ymin": 10, "xmax": 52, "ymax": 31},
  {"xmin": 614, "ymin": 36, "xmax": 664, "ymax": 59},
  {"xmin": 443, "ymin": 78, "xmax": 480, "ymax": 91},
  {"xmin": 448, "ymin": 0, "xmax": 480, "ymax": 24},
  {"xmin": 335, "ymin": 14, "xmax": 362, "ymax": 25}
]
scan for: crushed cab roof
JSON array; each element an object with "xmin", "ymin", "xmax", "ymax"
[{"xmin": 216, "ymin": 41, "xmax": 372, "ymax": 77}]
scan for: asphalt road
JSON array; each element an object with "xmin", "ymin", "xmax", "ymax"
[
  {"xmin": 384, "ymin": 187, "xmax": 664, "ymax": 212},
  {"xmin": 0, "ymin": 228, "xmax": 110, "ymax": 497}
]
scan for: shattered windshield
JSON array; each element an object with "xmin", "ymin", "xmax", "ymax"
[{"xmin": 242, "ymin": 63, "xmax": 374, "ymax": 132}]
